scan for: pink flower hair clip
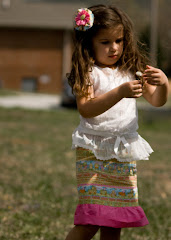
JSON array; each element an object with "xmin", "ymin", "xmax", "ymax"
[{"xmin": 75, "ymin": 8, "xmax": 94, "ymax": 31}]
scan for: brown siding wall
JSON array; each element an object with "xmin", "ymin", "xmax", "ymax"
[{"xmin": 0, "ymin": 28, "xmax": 63, "ymax": 93}]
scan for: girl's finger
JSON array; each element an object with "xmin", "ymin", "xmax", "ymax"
[
  {"xmin": 146, "ymin": 82, "xmax": 157, "ymax": 86},
  {"xmin": 132, "ymin": 80, "xmax": 142, "ymax": 84},
  {"xmin": 143, "ymin": 73, "xmax": 160, "ymax": 78},
  {"xmin": 144, "ymin": 76, "xmax": 160, "ymax": 82},
  {"xmin": 145, "ymin": 77, "xmax": 160, "ymax": 82},
  {"xmin": 143, "ymin": 77, "xmax": 153, "ymax": 82},
  {"xmin": 134, "ymin": 88, "xmax": 143, "ymax": 93},
  {"xmin": 145, "ymin": 66, "xmax": 160, "ymax": 74},
  {"xmin": 143, "ymin": 75, "xmax": 152, "ymax": 80},
  {"xmin": 144, "ymin": 69, "xmax": 154, "ymax": 74},
  {"xmin": 151, "ymin": 73, "xmax": 160, "ymax": 77},
  {"xmin": 133, "ymin": 84, "xmax": 142, "ymax": 90},
  {"xmin": 148, "ymin": 77, "xmax": 161, "ymax": 84},
  {"xmin": 147, "ymin": 80, "xmax": 160, "ymax": 85},
  {"xmin": 143, "ymin": 73, "xmax": 159, "ymax": 78},
  {"xmin": 146, "ymin": 65, "xmax": 158, "ymax": 71},
  {"xmin": 134, "ymin": 93, "xmax": 143, "ymax": 98}
]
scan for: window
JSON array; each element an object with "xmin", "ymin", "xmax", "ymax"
[{"xmin": 21, "ymin": 77, "xmax": 37, "ymax": 92}]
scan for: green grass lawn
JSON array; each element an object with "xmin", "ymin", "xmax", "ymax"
[
  {"xmin": 0, "ymin": 89, "xmax": 22, "ymax": 96},
  {"xmin": 0, "ymin": 107, "xmax": 170, "ymax": 240}
]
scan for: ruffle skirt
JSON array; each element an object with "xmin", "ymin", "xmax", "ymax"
[
  {"xmin": 72, "ymin": 129, "xmax": 153, "ymax": 162},
  {"xmin": 74, "ymin": 147, "xmax": 149, "ymax": 228}
]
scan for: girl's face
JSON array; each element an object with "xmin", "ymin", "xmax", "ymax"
[{"xmin": 92, "ymin": 25, "xmax": 124, "ymax": 68}]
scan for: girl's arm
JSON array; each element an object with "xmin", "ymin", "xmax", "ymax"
[
  {"xmin": 76, "ymin": 80, "xmax": 142, "ymax": 118},
  {"xmin": 142, "ymin": 65, "xmax": 169, "ymax": 107}
]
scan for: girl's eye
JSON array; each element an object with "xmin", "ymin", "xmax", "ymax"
[
  {"xmin": 116, "ymin": 39, "xmax": 123, "ymax": 44},
  {"xmin": 101, "ymin": 41, "xmax": 109, "ymax": 45}
]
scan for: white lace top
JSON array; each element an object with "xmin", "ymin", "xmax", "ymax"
[{"xmin": 72, "ymin": 65, "xmax": 153, "ymax": 162}]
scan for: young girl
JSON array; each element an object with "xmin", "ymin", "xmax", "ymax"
[{"xmin": 65, "ymin": 5, "xmax": 169, "ymax": 240}]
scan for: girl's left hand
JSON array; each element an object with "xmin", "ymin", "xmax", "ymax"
[{"xmin": 143, "ymin": 65, "xmax": 168, "ymax": 86}]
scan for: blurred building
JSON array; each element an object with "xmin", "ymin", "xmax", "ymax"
[
  {"xmin": 0, "ymin": 0, "xmax": 79, "ymax": 93},
  {"xmin": 0, "ymin": 0, "xmax": 170, "ymax": 93}
]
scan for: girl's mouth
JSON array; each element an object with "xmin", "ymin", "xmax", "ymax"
[{"xmin": 109, "ymin": 55, "xmax": 117, "ymax": 59}]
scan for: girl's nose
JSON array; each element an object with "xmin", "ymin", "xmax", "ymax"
[{"xmin": 110, "ymin": 43, "xmax": 117, "ymax": 51}]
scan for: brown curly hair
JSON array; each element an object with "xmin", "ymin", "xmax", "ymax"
[{"xmin": 68, "ymin": 5, "xmax": 149, "ymax": 97}]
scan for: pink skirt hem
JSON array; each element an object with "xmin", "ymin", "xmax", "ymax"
[{"xmin": 74, "ymin": 204, "xmax": 149, "ymax": 228}]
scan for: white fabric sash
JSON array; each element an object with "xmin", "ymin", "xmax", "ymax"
[{"xmin": 113, "ymin": 136, "xmax": 131, "ymax": 155}]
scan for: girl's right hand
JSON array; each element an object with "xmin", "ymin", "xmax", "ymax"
[{"xmin": 121, "ymin": 80, "xmax": 143, "ymax": 98}]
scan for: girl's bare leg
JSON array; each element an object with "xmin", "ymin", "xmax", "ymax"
[
  {"xmin": 65, "ymin": 225, "xmax": 99, "ymax": 240},
  {"xmin": 100, "ymin": 227, "xmax": 121, "ymax": 240}
]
